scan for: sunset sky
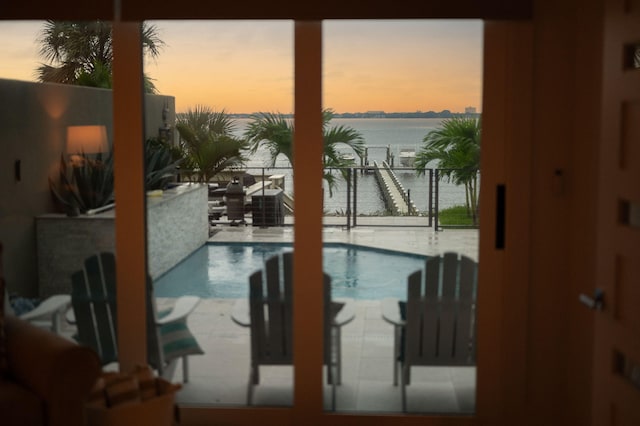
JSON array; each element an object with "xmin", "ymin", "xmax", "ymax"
[{"xmin": 0, "ymin": 20, "xmax": 483, "ymax": 114}]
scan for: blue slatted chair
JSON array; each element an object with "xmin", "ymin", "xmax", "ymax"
[{"xmin": 70, "ymin": 252, "xmax": 203, "ymax": 382}]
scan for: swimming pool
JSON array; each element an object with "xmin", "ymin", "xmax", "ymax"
[{"xmin": 153, "ymin": 242, "xmax": 428, "ymax": 300}]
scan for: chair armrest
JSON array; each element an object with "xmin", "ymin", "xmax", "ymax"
[
  {"xmin": 67, "ymin": 296, "xmax": 201, "ymax": 326},
  {"xmin": 381, "ymin": 297, "xmax": 405, "ymax": 326},
  {"xmin": 155, "ymin": 296, "xmax": 200, "ymax": 325},
  {"xmin": 332, "ymin": 298, "xmax": 356, "ymax": 327},
  {"xmin": 18, "ymin": 295, "xmax": 71, "ymax": 321},
  {"xmin": 231, "ymin": 298, "xmax": 356, "ymax": 328},
  {"xmin": 4, "ymin": 315, "xmax": 101, "ymax": 426},
  {"xmin": 19, "ymin": 294, "xmax": 71, "ymax": 333},
  {"xmin": 230, "ymin": 298, "xmax": 250, "ymax": 327}
]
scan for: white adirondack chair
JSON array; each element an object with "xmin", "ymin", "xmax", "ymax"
[
  {"xmin": 241, "ymin": 251, "xmax": 353, "ymax": 409},
  {"xmin": 383, "ymin": 251, "xmax": 478, "ymax": 412},
  {"xmin": 69, "ymin": 252, "xmax": 203, "ymax": 382}
]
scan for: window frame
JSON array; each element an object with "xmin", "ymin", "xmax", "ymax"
[{"xmin": 0, "ymin": 1, "xmax": 534, "ymax": 423}]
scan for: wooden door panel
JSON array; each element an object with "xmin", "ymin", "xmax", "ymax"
[
  {"xmin": 621, "ymin": 101, "xmax": 640, "ymax": 170},
  {"xmin": 626, "ymin": 0, "xmax": 640, "ymax": 13},
  {"xmin": 594, "ymin": 1, "xmax": 640, "ymax": 425},
  {"xmin": 613, "ymin": 254, "xmax": 640, "ymax": 335},
  {"xmin": 610, "ymin": 371, "xmax": 640, "ymax": 425},
  {"xmin": 611, "ymin": 401, "xmax": 640, "ymax": 426}
]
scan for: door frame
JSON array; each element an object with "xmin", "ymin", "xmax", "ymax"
[
  {"xmin": 0, "ymin": 1, "xmax": 536, "ymax": 424},
  {"xmin": 477, "ymin": 21, "xmax": 533, "ymax": 424}
]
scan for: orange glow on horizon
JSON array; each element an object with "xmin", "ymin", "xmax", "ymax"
[{"xmin": 1, "ymin": 20, "xmax": 483, "ymax": 115}]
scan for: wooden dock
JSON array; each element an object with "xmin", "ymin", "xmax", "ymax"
[
  {"xmin": 267, "ymin": 162, "xmax": 419, "ymax": 216},
  {"xmin": 235, "ymin": 168, "xmax": 417, "ymax": 218},
  {"xmin": 372, "ymin": 161, "xmax": 418, "ymax": 215}
]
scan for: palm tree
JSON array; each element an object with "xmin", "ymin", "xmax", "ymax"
[
  {"xmin": 175, "ymin": 106, "xmax": 248, "ymax": 183},
  {"xmin": 244, "ymin": 109, "xmax": 366, "ymax": 194},
  {"xmin": 36, "ymin": 20, "xmax": 163, "ymax": 93},
  {"xmin": 415, "ymin": 116, "xmax": 481, "ymax": 224}
]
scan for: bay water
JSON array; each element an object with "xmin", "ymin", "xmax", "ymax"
[{"xmin": 231, "ymin": 117, "xmax": 468, "ymax": 214}]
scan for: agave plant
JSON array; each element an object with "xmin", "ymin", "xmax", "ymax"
[
  {"xmin": 145, "ymin": 138, "xmax": 182, "ymax": 191},
  {"xmin": 49, "ymin": 151, "xmax": 114, "ymax": 215}
]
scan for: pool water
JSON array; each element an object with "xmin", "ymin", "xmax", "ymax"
[{"xmin": 154, "ymin": 243, "xmax": 428, "ymax": 300}]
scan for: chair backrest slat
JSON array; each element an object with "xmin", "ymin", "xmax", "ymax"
[
  {"xmin": 249, "ymin": 252, "xmax": 332, "ymax": 367},
  {"xmin": 454, "ymin": 256, "xmax": 477, "ymax": 363},
  {"xmin": 266, "ymin": 254, "xmax": 288, "ymax": 360},
  {"xmin": 406, "ymin": 271, "xmax": 424, "ymax": 362},
  {"xmin": 424, "ymin": 257, "xmax": 440, "ymax": 299},
  {"xmin": 71, "ymin": 253, "xmax": 118, "ymax": 365},
  {"xmin": 420, "ymin": 258, "xmax": 441, "ymax": 363},
  {"xmin": 249, "ymin": 253, "xmax": 293, "ymax": 364},
  {"xmin": 71, "ymin": 252, "xmax": 164, "ymax": 368},
  {"xmin": 145, "ymin": 275, "xmax": 164, "ymax": 369},
  {"xmin": 323, "ymin": 273, "xmax": 332, "ymax": 361},
  {"xmin": 441, "ymin": 252, "xmax": 458, "ymax": 298},
  {"xmin": 282, "ymin": 252, "xmax": 294, "ymax": 359},
  {"xmin": 438, "ymin": 252, "xmax": 459, "ymax": 360},
  {"xmin": 249, "ymin": 270, "xmax": 269, "ymax": 361},
  {"xmin": 405, "ymin": 252, "xmax": 478, "ymax": 367}
]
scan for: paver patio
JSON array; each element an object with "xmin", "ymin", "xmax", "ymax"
[{"xmin": 161, "ymin": 224, "xmax": 478, "ymax": 413}]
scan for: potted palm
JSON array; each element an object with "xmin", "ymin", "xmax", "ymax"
[{"xmin": 175, "ymin": 105, "xmax": 249, "ymax": 183}]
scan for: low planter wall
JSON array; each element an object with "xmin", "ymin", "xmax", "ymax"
[{"xmin": 36, "ymin": 184, "xmax": 208, "ymax": 297}]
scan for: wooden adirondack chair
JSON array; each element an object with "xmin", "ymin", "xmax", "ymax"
[
  {"xmin": 243, "ymin": 251, "xmax": 352, "ymax": 408},
  {"xmin": 384, "ymin": 251, "xmax": 478, "ymax": 412},
  {"xmin": 70, "ymin": 252, "xmax": 203, "ymax": 382}
]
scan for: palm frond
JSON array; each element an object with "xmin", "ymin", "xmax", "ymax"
[
  {"xmin": 245, "ymin": 109, "xmax": 364, "ymax": 188},
  {"xmin": 176, "ymin": 108, "xmax": 248, "ymax": 182},
  {"xmin": 244, "ymin": 112, "xmax": 293, "ymax": 165},
  {"xmin": 36, "ymin": 20, "xmax": 162, "ymax": 93}
]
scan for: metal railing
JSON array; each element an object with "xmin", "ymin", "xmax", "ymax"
[{"xmin": 196, "ymin": 165, "xmax": 476, "ymax": 230}]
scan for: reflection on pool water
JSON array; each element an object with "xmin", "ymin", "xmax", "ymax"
[{"xmin": 154, "ymin": 242, "xmax": 428, "ymax": 300}]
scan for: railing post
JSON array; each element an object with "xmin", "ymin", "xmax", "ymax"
[
  {"xmin": 362, "ymin": 148, "xmax": 368, "ymax": 174},
  {"xmin": 434, "ymin": 169, "xmax": 440, "ymax": 232},
  {"xmin": 407, "ymin": 189, "xmax": 411, "ymax": 215},
  {"xmin": 353, "ymin": 168, "xmax": 358, "ymax": 228},
  {"xmin": 260, "ymin": 167, "xmax": 267, "ymax": 228},
  {"xmin": 346, "ymin": 167, "xmax": 351, "ymax": 230},
  {"xmin": 428, "ymin": 169, "xmax": 433, "ymax": 227}
]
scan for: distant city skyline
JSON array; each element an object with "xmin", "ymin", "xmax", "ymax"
[
  {"xmin": 226, "ymin": 110, "xmax": 478, "ymax": 119},
  {"xmin": 0, "ymin": 20, "xmax": 484, "ymax": 114}
]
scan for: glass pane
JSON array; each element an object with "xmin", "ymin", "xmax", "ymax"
[
  {"xmin": 143, "ymin": 20, "xmax": 295, "ymax": 407},
  {"xmin": 624, "ymin": 43, "xmax": 640, "ymax": 69},
  {"xmin": 322, "ymin": 19, "xmax": 482, "ymax": 414},
  {"xmin": 0, "ymin": 21, "xmax": 117, "ymax": 357}
]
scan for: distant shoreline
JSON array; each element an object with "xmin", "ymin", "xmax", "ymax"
[{"xmin": 227, "ymin": 111, "xmax": 481, "ymax": 119}]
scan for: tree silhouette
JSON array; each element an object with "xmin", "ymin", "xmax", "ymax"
[
  {"xmin": 415, "ymin": 117, "xmax": 481, "ymax": 224},
  {"xmin": 36, "ymin": 20, "xmax": 163, "ymax": 93}
]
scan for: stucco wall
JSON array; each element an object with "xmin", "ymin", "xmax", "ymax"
[{"xmin": 0, "ymin": 78, "xmax": 176, "ymax": 297}]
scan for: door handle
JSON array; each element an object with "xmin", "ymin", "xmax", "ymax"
[{"xmin": 579, "ymin": 288, "xmax": 604, "ymax": 311}]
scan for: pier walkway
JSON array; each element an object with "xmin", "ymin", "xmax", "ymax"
[{"xmin": 372, "ymin": 161, "xmax": 418, "ymax": 215}]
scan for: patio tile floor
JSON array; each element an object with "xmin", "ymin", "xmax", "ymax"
[{"xmin": 161, "ymin": 224, "xmax": 478, "ymax": 414}]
